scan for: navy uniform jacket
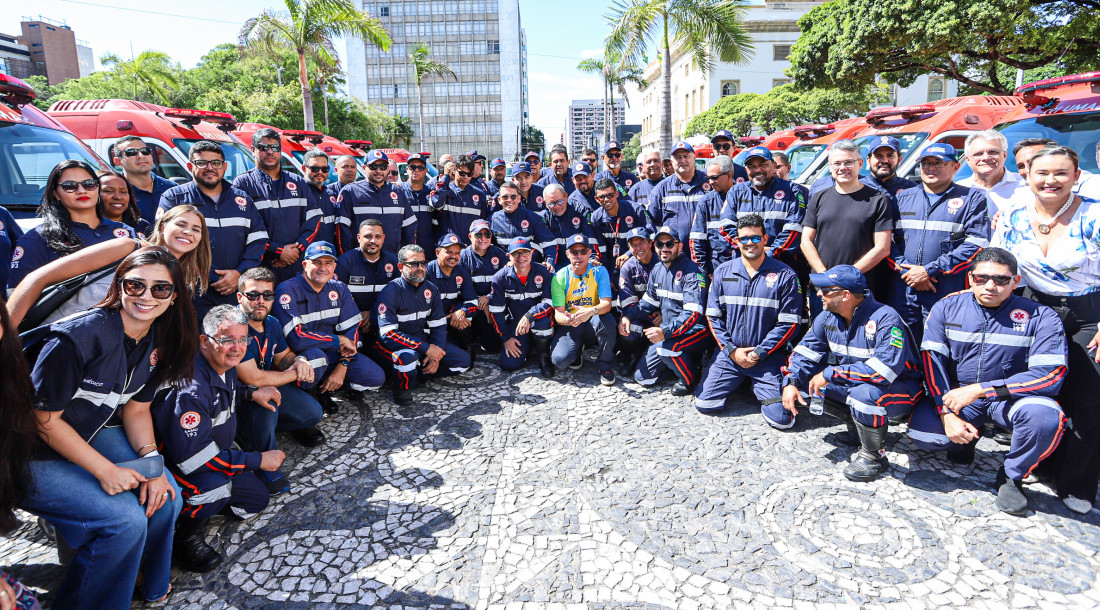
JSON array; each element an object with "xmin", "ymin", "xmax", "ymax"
[
  {"xmin": 375, "ymin": 277, "xmax": 448, "ymax": 355},
  {"xmin": 159, "ymin": 180, "xmax": 269, "ymax": 286},
  {"xmin": 688, "ymin": 189, "xmax": 734, "ymax": 275},
  {"xmin": 567, "ymin": 188, "xmax": 598, "ymax": 216},
  {"xmin": 536, "ymin": 171, "xmax": 575, "ymax": 196},
  {"xmin": 518, "ymin": 184, "xmax": 546, "ymax": 213},
  {"xmin": 489, "ymin": 207, "xmax": 559, "ymax": 263},
  {"xmin": 8, "ymin": 217, "xmax": 134, "ymax": 289},
  {"xmin": 232, "ymin": 168, "xmax": 320, "ymax": 258},
  {"xmin": 307, "ymin": 182, "xmax": 343, "ymax": 253},
  {"xmin": 887, "ymin": 184, "xmax": 990, "ymax": 300},
  {"xmin": 594, "ymin": 169, "xmax": 640, "ymax": 196},
  {"xmin": 244, "ymin": 314, "xmax": 289, "ymax": 371},
  {"xmin": 131, "ymin": 173, "xmax": 177, "ymax": 224},
  {"xmin": 626, "ymin": 254, "xmax": 708, "ymax": 340},
  {"xmin": 541, "ymin": 204, "xmax": 601, "ymax": 268},
  {"xmin": 460, "ymin": 245, "xmax": 509, "ymax": 296},
  {"xmin": 425, "ymin": 261, "xmax": 479, "ymax": 319},
  {"xmin": 810, "ymin": 174, "xmax": 917, "ymax": 208},
  {"xmin": 0, "ymin": 206, "xmax": 23, "ymax": 289},
  {"xmin": 589, "ymin": 200, "xmax": 653, "ymax": 263},
  {"xmin": 338, "ymin": 180, "xmax": 418, "ymax": 255},
  {"xmin": 785, "ymin": 293, "xmax": 922, "ymax": 389},
  {"xmin": 707, "ymin": 256, "xmax": 802, "ymax": 361},
  {"xmin": 335, "ymin": 248, "xmax": 400, "ymax": 315},
  {"xmin": 628, "ymin": 178, "xmax": 663, "ymax": 211},
  {"xmin": 429, "ymin": 178, "xmax": 489, "ymax": 245},
  {"xmin": 618, "ymin": 254, "xmax": 657, "ymax": 313},
  {"xmin": 722, "ymin": 177, "xmax": 808, "ymax": 257},
  {"xmin": 273, "ymin": 274, "xmax": 362, "ymax": 354},
  {"xmin": 648, "ymin": 172, "xmax": 709, "ymax": 246},
  {"xmin": 485, "ymin": 178, "xmax": 505, "ymax": 202},
  {"xmin": 487, "ymin": 264, "xmax": 554, "ymax": 340},
  {"xmin": 400, "ymin": 180, "xmax": 436, "ymax": 251},
  {"xmin": 921, "ymin": 291, "xmax": 1066, "ymax": 414}
]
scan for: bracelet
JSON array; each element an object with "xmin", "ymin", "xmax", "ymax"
[
  {"xmin": 295, "ymin": 355, "xmax": 309, "ymax": 362},
  {"xmin": 138, "ymin": 443, "xmax": 157, "ymax": 453}
]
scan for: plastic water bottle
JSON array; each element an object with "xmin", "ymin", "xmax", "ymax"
[{"xmin": 809, "ymin": 390, "xmax": 824, "ymax": 415}]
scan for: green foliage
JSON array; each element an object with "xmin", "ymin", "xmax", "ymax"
[
  {"xmin": 521, "ymin": 126, "xmax": 546, "ymax": 159},
  {"xmin": 620, "ymin": 133, "xmax": 641, "ymax": 171},
  {"xmin": 682, "ymin": 84, "xmax": 888, "ymax": 138},
  {"xmin": 788, "ymin": 0, "xmax": 1100, "ymax": 96},
  {"xmin": 682, "ymin": 92, "xmax": 760, "ymax": 138},
  {"xmin": 100, "ymin": 50, "xmax": 180, "ymax": 104}
]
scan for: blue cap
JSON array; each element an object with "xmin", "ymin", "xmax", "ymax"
[
  {"xmin": 524, "ymin": 150, "xmax": 540, "ymax": 160},
  {"xmin": 565, "ymin": 234, "xmax": 590, "ymax": 249},
  {"xmin": 809, "ymin": 265, "xmax": 867, "ymax": 293},
  {"xmin": 466, "ymin": 149, "xmax": 485, "ymax": 161},
  {"xmin": 603, "ymin": 141, "xmax": 622, "ymax": 154},
  {"xmin": 625, "ymin": 227, "xmax": 651, "ymax": 242},
  {"xmin": 654, "ymin": 225, "xmax": 681, "ymax": 242},
  {"xmin": 508, "ymin": 237, "xmax": 533, "ymax": 253},
  {"xmin": 572, "ymin": 162, "xmax": 591, "ymax": 176},
  {"xmin": 437, "ymin": 232, "xmax": 462, "ymax": 248},
  {"xmin": 670, "ymin": 141, "xmax": 694, "ymax": 155},
  {"xmin": 867, "ymin": 135, "xmax": 901, "ymax": 154},
  {"xmin": 711, "ymin": 130, "xmax": 734, "ymax": 143},
  {"xmin": 303, "ymin": 241, "xmax": 337, "ymax": 261},
  {"xmin": 365, "ymin": 150, "xmax": 388, "ymax": 164},
  {"xmin": 406, "ymin": 152, "xmax": 427, "ymax": 163},
  {"xmin": 511, "ymin": 161, "xmax": 531, "ymax": 176},
  {"xmin": 490, "ymin": 158, "xmax": 506, "ymax": 168},
  {"xmin": 919, "ymin": 143, "xmax": 957, "ymax": 162},
  {"xmin": 469, "ymin": 219, "xmax": 490, "ymax": 233},
  {"xmin": 744, "ymin": 146, "xmax": 773, "ymax": 161}
]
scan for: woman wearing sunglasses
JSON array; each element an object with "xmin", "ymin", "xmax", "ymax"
[
  {"xmin": 97, "ymin": 169, "xmax": 153, "ymax": 239},
  {"xmin": 6, "ymin": 160, "xmax": 136, "ymax": 290},
  {"xmin": 19, "ymin": 246, "xmax": 198, "ymax": 608},
  {"xmin": 992, "ymin": 145, "xmax": 1100, "ymax": 514}
]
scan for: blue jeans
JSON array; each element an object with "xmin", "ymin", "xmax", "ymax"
[
  {"xmin": 22, "ymin": 426, "xmax": 182, "ymax": 608},
  {"xmin": 236, "ymin": 384, "xmax": 323, "ymax": 452}
]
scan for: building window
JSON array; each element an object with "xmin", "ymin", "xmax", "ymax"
[
  {"xmin": 720, "ymin": 81, "xmax": 739, "ymax": 97},
  {"xmin": 773, "ymin": 45, "xmax": 792, "ymax": 61},
  {"xmin": 684, "ymin": 64, "xmax": 689, "ymax": 77},
  {"xmin": 378, "ymin": 4, "xmax": 389, "ymax": 16},
  {"xmin": 772, "ymin": 79, "xmax": 791, "ymax": 89},
  {"xmin": 488, "ymin": 40, "xmax": 499, "ymax": 54},
  {"xmin": 928, "ymin": 77, "xmax": 946, "ymax": 102}
]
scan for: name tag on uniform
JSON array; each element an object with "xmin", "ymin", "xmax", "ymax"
[{"xmin": 349, "ymin": 276, "xmax": 366, "ymax": 285}]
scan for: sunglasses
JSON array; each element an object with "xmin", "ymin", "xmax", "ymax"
[
  {"xmin": 737, "ymin": 235, "xmax": 763, "ymax": 244},
  {"xmin": 714, "ymin": 143, "xmax": 733, "ymax": 151},
  {"xmin": 498, "ymin": 194, "xmax": 519, "ymax": 200},
  {"xmin": 606, "ymin": 152, "xmax": 622, "ymax": 158},
  {"xmin": 971, "ymin": 272, "xmax": 1013, "ymax": 286},
  {"xmin": 368, "ymin": 163, "xmax": 388, "ymax": 171},
  {"xmin": 408, "ymin": 165, "xmax": 427, "ymax": 171},
  {"xmin": 457, "ymin": 170, "xmax": 473, "ymax": 177},
  {"xmin": 402, "ymin": 260, "xmax": 427, "ymax": 268},
  {"xmin": 654, "ymin": 239, "xmax": 678, "ymax": 249},
  {"xmin": 59, "ymin": 179, "xmax": 100, "ymax": 193},
  {"xmin": 473, "ymin": 231, "xmax": 492, "ymax": 239},
  {"xmin": 388, "ymin": 171, "xmax": 399, "ymax": 176},
  {"xmin": 255, "ymin": 143, "xmax": 281, "ymax": 153},
  {"xmin": 706, "ymin": 173, "xmax": 730, "ymax": 182},
  {"xmin": 243, "ymin": 291, "xmax": 275, "ymax": 301},
  {"xmin": 594, "ymin": 192, "xmax": 616, "ymax": 201},
  {"xmin": 306, "ymin": 166, "xmax": 330, "ymax": 173},
  {"xmin": 121, "ymin": 278, "xmax": 175, "ymax": 299},
  {"xmin": 819, "ymin": 288, "xmax": 846, "ymax": 296},
  {"xmin": 122, "ymin": 147, "xmax": 152, "ymax": 157},
  {"xmin": 191, "ymin": 159, "xmax": 225, "ymax": 169},
  {"xmin": 546, "ymin": 199, "xmax": 566, "ymax": 206}
]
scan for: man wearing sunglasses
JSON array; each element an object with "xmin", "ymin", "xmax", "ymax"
[
  {"xmin": 589, "ymin": 177, "xmax": 652, "ymax": 292},
  {"xmin": 467, "ymin": 150, "xmax": 489, "ymax": 192},
  {"xmin": 622, "ymin": 226, "xmax": 711, "ymax": 395},
  {"xmin": 908, "ymin": 248, "xmax": 1067, "ymax": 516},
  {"xmin": 427, "ymin": 233, "xmax": 481, "ymax": 358},
  {"xmin": 338, "ymin": 150, "xmax": 418, "ymax": 256},
  {"xmin": 301, "ymin": 149, "xmax": 343, "ymax": 252},
  {"xmin": 461, "ymin": 219, "xmax": 508, "ymax": 354},
  {"xmin": 709, "ymin": 130, "xmax": 750, "ymax": 181},
  {"xmin": 540, "ymin": 183, "xmax": 600, "ymax": 269},
  {"xmin": 695, "ymin": 215, "xmax": 802, "ymax": 428},
  {"xmin": 114, "ymin": 135, "xmax": 175, "ymax": 222},
  {"xmin": 567, "ymin": 162, "xmax": 599, "ymax": 215},
  {"xmin": 550, "ymin": 234, "xmax": 617, "ymax": 385},
  {"xmin": 510, "ymin": 161, "xmax": 546, "ymax": 212},
  {"xmin": 782, "ymin": 265, "xmax": 923, "ymax": 482},
  {"xmin": 887, "ymin": 144, "xmax": 990, "ymax": 339},
  {"xmin": 489, "ymin": 182, "xmax": 559, "ymax": 269},
  {"xmin": 399, "ymin": 152, "xmax": 436, "ymax": 251},
  {"xmin": 336, "ymin": 219, "xmax": 399, "ymax": 343},
  {"xmin": 524, "ymin": 151, "xmax": 545, "ymax": 179},
  {"xmin": 429, "ymin": 154, "xmax": 489, "ymax": 244},
  {"xmin": 649, "ymin": 142, "xmax": 709, "ymax": 252},
  {"xmin": 689, "ymin": 156, "xmax": 740, "ymax": 276},
  {"xmin": 615, "ymin": 228, "xmax": 659, "ymax": 376},
  {"xmin": 160, "ymin": 140, "xmax": 269, "ymax": 317},
  {"xmin": 233, "ymin": 128, "xmax": 321, "ymax": 283},
  {"xmin": 593, "ymin": 141, "xmax": 639, "ymax": 196}
]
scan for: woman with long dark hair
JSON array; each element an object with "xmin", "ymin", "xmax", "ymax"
[
  {"xmin": 6, "ymin": 160, "xmax": 135, "ymax": 290},
  {"xmin": 20, "ymin": 246, "xmax": 198, "ymax": 608},
  {"xmin": 97, "ymin": 169, "xmax": 152, "ymax": 238}
]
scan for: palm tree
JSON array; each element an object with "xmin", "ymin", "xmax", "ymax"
[
  {"xmin": 100, "ymin": 51, "xmax": 179, "ymax": 104},
  {"xmin": 240, "ymin": 0, "xmax": 391, "ymax": 131},
  {"xmin": 606, "ymin": 0, "xmax": 753, "ymax": 152},
  {"xmin": 578, "ymin": 53, "xmax": 647, "ymax": 142},
  {"xmin": 408, "ymin": 42, "xmax": 457, "ymax": 153},
  {"xmin": 388, "ymin": 115, "xmax": 414, "ymax": 149},
  {"xmin": 312, "ymin": 48, "xmax": 345, "ymax": 129}
]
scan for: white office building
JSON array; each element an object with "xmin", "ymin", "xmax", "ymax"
[{"xmin": 568, "ymin": 99, "xmax": 626, "ymax": 157}]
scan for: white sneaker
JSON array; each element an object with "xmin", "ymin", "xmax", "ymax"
[{"xmin": 1063, "ymin": 496, "xmax": 1093, "ymax": 514}]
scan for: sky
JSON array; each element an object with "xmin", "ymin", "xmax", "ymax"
[{"xmin": 3, "ymin": 0, "xmax": 641, "ymax": 146}]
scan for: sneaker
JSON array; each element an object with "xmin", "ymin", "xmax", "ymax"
[
  {"xmin": 290, "ymin": 426, "xmax": 325, "ymax": 447},
  {"xmin": 995, "ymin": 467, "xmax": 1027, "ymax": 516},
  {"xmin": 1063, "ymin": 496, "xmax": 1093, "ymax": 514},
  {"xmin": 599, "ymin": 367, "xmax": 615, "ymax": 386},
  {"xmin": 393, "ymin": 387, "xmax": 413, "ymax": 407},
  {"xmin": 569, "ymin": 355, "xmax": 584, "ymax": 370},
  {"xmin": 258, "ymin": 469, "xmax": 290, "ymax": 496},
  {"xmin": 671, "ymin": 380, "xmax": 696, "ymax": 396}
]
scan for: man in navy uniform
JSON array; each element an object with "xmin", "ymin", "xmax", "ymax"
[
  {"xmin": 485, "ymin": 158, "xmax": 507, "ymax": 202},
  {"xmin": 593, "ymin": 140, "xmax": 639, "ymax": 196},
  {"xmin": 300, "ymin": 149, "xmax": 343, "ymax": 252},
  {"xmin": 648, "ymin": 142, "xmax": 708, "ymax": 246},
  {"xmin": 488, "ymin": 237, "xmax": 555, "ymax": 375},
  {"xmin": 511, "ymin": 161, "xmax": 546, "ymax": 212},
  {"xmin": 400, "ymin": 152, "xmax": 436, "ymax": 250},
  {"xmin": 114, "ymin": 135, "xmax": 176, "ymax": 222},
  {"xmin": 335, "ymin": 219, "xmax": 399, "ymax": 343},
  {"xmin": 426, "ymin": 232, "xmax": 480, "ymax": 354},
  {"xmin": 689, "ymin": 155, "xmax": 740, "ymax": 276},
  {"xmin": 567, "ymin": 162, "xmax": 599, "ymax": 215},
  {"xmin": 430, "ymin": 154, "xmax": 489, "ymax": 244},
  {"xmin": 461, "ymin": 219, "xmax": 508, "ymax": 353},
  {"xmin": 489, "ymin": 181, "xmax": 559, "ymax": 266},
  {"xmin": 709, "ymin": 130, "xmax": 750, "ymax": 181},
  {"xmin": 536, "ymin": 146, "xmax": 575, "ymax": 195},
  {"xmin": 615, "ymin": 227, "xmax": 658, "ymax": 375},
  {"xmin": 338, "ymin": 150, "xmax": 418, "ymax": 255},
  {"xmin": 629, "ymin": 150, "xmax": 666, "ymax": 211},
  {"xmin": 541, "ymin": 184, "xmax": 600, "ymax": 269},
  {"xmin": 589, "ymin": 177, "xmax": 652, "ymax": 295}
]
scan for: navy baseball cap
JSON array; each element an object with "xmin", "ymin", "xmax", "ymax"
[
  {"xmin": 490, "ymin": 158, "xmax": 506, "ymax": 169},
  {"xmin": 572, "ymin": 162, "xmax": 591, "ymax": 176},
  {"xmin": 625, "ymin": 227, "xmax": 651, "ymax": 242},
  {"xmin": 809, "ymin": 265, "xmax": 867, "ymax": 293},
  {"xmin": 524, "ymin": 151, "xmax": 540, "ymax": 160},
  {"xmin": 603, "ymin": 141, "xmax": 622, "ymax": 154},
  {"xmin": 365, "ymin": 150, "xmax": 388, "ymax": 164},
  {"xmin": 654, "ymin": 225, "xmax": 681, "ymax": 242},
  {"xmin": 406, "ymin": 152, "xmax": 427, "ymax": 164},
  {"xmin": 670, "ymin": 141, "xmax": 694, "ymax": 155},
  {"xmin": 469, "ymin": 219, "xmax": 490, "ymax": 234},
  {"xmin": 508, "ymin": 237, "xmax": 533, "ymax": 253},
  {"xmin": 437, "ymin": 232, "xmax": 462, "ymax": 248},
  {"xmin": 511, "ymin": 161, "xmax": 531, "ymax": 176},
  {"xmin": 303, "ymin": 241, "xmax": 337, "ymax": 261},
  {"xmin": 919, "ymin": 143, "xmax": 957, "ymax": 163},
  {"xmin": 867, "ymin": 135, "xmax": 901, "ymax": 154},
  {"xmin": 711, "ymin": 130, "xmax": 734, "ymax": 142},
  {"xmin": 466, "ymin": 150, "xmax": 486, "ymax": 161},
  {"xmin": 745, "ymin": 146, "xmax": 773, "ymax": 161},
  {"xmin": 565, "ymin": 234, "xmax": 590, "ymax": 249}
]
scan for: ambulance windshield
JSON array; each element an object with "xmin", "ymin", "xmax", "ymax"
[{"xmin": 0, "ymin": 121, "xmax": 110, "ymax": 215}]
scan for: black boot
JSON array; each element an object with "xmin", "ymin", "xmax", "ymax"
[
  {"xmin": 995, "ymin": 466, "xmax": 1028, "ymax": 515},
  {"xmin": 843, "ymin": 421, "xmax": 889, "ymax": 482},
  {"xmin": 173, "ymin": 517, "xmax": 222, "ymax": 573},
  {"xmin": 821, "ymin": 400, "xmax": 859, "ymax": 447},
  {"xmin": 533, "ymin": 337, "xmax": 555, "ymax": 378},
  {"xmin": 393, "ymin": 386, "xmax": 413, "ymax": 407},
  {"xmin": 947, "ymin": 438, "xmax": 979, "ymax": 465},
  {"xmin": 316, "ymin": 391, "xmax": 339, "ymax": 415},
  {"xmin": 671, "ymin": 378, "xmax": 697, "ymax": 396}
]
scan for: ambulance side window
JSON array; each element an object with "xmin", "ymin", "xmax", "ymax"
[{"xmin": 107, "ymin": 141, "xmax": 189, "ymax": 181}]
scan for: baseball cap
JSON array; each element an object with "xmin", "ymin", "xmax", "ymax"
[
  {"xmin": 744, "ymin": 146, "xmax": 773, "ymax": 162},
  {"xmin": 511, "ymin": 161, "xmax": 531, "ymax": 176},
  {"xmin": 670, "ymin": 141, "xmax": 694, "ymax": 156},
  {"xmin": 490, "ymin": 158, "xmax": 506, "ymax": 169},
  {"xmin": 809, "ymin": 265, "xmax": 868, "ymax": 293},
  {"xmin": 508, "ymin": 237, "xmax": 533, "ymax": 253},
  {"xmin": 919, "ymin": 143, "xmax": 957, "ymax": 163},
  {"xmin": 572, "ymin": 162, "xmax": 591, "ymax": 176},
  {"xmin": 406, "ymin": 152, "xmax": 427, "ymax": 164},
  {"xmin": 466, "ymin": 149, "xmax": 486, "ymax": 161},
  {"xmin": 303, "ymin": 241, "xmax": 337, "ymax": 261},
  {"xmin": 437, "ymin": 232, "xmax": 462, "ymax": 248},
  {"xmin": 603, "ymin": 141, "xmax": 622, "ymax": 154},
  {"xmin": 524, "ymin": 151, "xmax": 540, "ymax": 160},
  {"xmin": 625, "ymin": 227, "xmax": 651, "ymax": 242},
  {"xmin": 566, "ymin": 234, "xmax": 590, "ymax": 249},
  {"xmin": 654, "ymin": 225, "xmax": 681, "ymax": 242},
  {"xmin": 365, "ymin": 150, "xmax": 388, "ymax": 164},
  {"xmin": 469, "ymin": 219, "xmax": 490, "ymax": 234},
  {"xmin": 711, "ymin": 130, "xmax": 734, "ymax": 142},
  {"xmin": 867, "ymin": 135, "xmax": 902, "ymax": 154}
]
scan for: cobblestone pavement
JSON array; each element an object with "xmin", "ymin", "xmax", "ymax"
[{"xmin": 4, "ymin": 356, "xmax": 1100, "ymax": 609}]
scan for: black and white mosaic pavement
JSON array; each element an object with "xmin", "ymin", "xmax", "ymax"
[{"xmin": 4, "ymin": 356, "xmax": 1100, "ymax": 609}]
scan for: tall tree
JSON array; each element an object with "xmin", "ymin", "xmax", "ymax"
[
  {"xmin": 577, "ymin": 53, "xmax": 647, "ymax": 142},
  {"xmin": 520, "ymin": 126, "xmax": 546, "ymax": 159},
  {"xmin": 408, "ymin": 42, "xmax": 457, "ymax": 153},
  {"xmin": 312, "ymin": 48, "xmax": 345, "ymax": 129},
  {"xmin": 240, "ymin": 0, "xmax": 391, "ymax": 130},
  {"xmin": 100, "ymin": 51, "xmax": 180, "ymax": 104},
  {"xmin": 606, "ymin": 0, "xmax": 753, "ymax": 153}
]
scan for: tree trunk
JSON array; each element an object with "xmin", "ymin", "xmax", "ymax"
[
  {"xmin": 298, "ymin": 50, "xmax": 315, "ymax": 130},
  {"xmin": 609, "ymin": 82, "xmax": 616, "ymax": 143},
  {"xmin": 417, "ymin": 81, "xmax": 426, "ymax": 153},
  {"xmin": 660, "ymin": 16, "xmax": 673, "ymax": 154},
  {"xmin": 323, "ymin": 80, "xmax": 330, "ymax": 128}
]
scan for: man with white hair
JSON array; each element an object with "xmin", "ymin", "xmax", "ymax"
[
  {"xmin": 957, "ymin": 129, "xmax": 1030, "ymax": 213},
  {"xmin": 628, "ymin": 149, "xmax": 666, "ymax": 211}
]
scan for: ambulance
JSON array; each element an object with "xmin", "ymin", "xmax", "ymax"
[
  {"xmin": 308, "ymin": 135, "xmax": 366, "ymax": 184},
  {"xmin": 778, "ymin": 118, "xmax": 871, "ymax": 184},
  {"xmin": 46, "ymin": 98, "xmax": 256, "ymax": 182},
  {"xmin": 230, "ymin": 122, "xmax": 306, "ymax": 177}
]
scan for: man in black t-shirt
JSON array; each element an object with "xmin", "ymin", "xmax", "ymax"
[{"xmin": 801, "ymin": 140, "xmax": 894, "ymax": 304}]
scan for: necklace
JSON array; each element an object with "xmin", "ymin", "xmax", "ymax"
[{"xmin": 1034, "ymin": 196, "xmax": 1075, "ymax": 234}]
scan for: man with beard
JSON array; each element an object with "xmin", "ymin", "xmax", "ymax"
[
  {"xmin": 485, "ymin": 158, "xmax": 508, "ymax": 203},
  {"xmin": 694, "ymin": 215, "xmax": 802, "ymax": 428},
  {"xmin": 430, "ymin": 154, "xmax": 490, "ymax": 244},
  {"xmin": 567, "ymin": 162, "xmax": 599, "ymax": 215},
  {"xmin": 335, "ymin": 219, "xmax": 400, "ymax": 343},
  {"xmin": 461, "ymin": 219, "xmax": 508, "ymax": 354},
  {"xmin": 159, "ymin": 140, "xmax": 269, "ymax": 317},
  {"xmin": 373, "ymin": 244, "xmax": 472, "ymax": 405},
  {"xmin": 628, "ymin": 149, "xmax": 666, "ymax": 211},
  {"xmin": 649, "ymin": 142, "xmax": 708, "ymax": 246},
  {"xmin": 541, "ymin": 184, "xmax": 600, "ymax": 269},
  {"xmin": 301, "ymin": 149, "xmax": 343, "ymax": 252},
  {"xmin": 511, "ymin": 161, "xmax": 546, "ymax": 212},
  {"xmin": 399, "ymin": 152, "xmax": 436, "ymax": 250},
  {"xmin": 114, "ymin": 135, "xmax": 176, "ymax": 222},
  {"xmin": 588, "ymin": 177, "xmax": 651, "ymax": 292},
  {"xmin": 593, "ymin": 141, "xmax": 639, "ymax": 196},
  {"xmin": 615, "ymin": 228, "xmax": 659, "ymax": 375},
  {"xmin": 689, "ymin": 156, "xmax": 740, "ymax": 276},
  {"xmin": 536, "ymin": 146, "xmax": 575, "ymax": 195},
  {"xmin": 339, "ymin": 150, "xmax": 418, "ymax": 255},
  {"xmin": 709, "ymin": 130, "xmax": 749, "ymax": 182},
  {"xmin": 426, "ymin": 232, "xmax": 480, "ymax": 355},
  {"xmin": 488, "ymin": 237, "xmax": 556, "ymax": 375},
  {"xmin": 809, "ymin": 136, "xmax": 917, "ymax": 206},
  {"xmin": 467, "ymin": 150, "xmax": 489, "ymax": 192}
]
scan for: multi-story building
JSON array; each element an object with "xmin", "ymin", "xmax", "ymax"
[
  {"xmin": 18, "ymin": 16, "xmax": 87, "ymax": 85},
  {"xmin": 568, "ymin": 99, "xmax": 625, "ymax": 157},
  {"xmin": 0, "ymin": 33, "xmax": 34, "ymax": 80},
  {"xmin": 347, "ymin": 0, "xmax": 528, "ymax": 161}
]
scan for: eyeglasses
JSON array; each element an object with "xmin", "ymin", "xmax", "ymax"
[
  {"xmin": 473, "ymin": 231, "xmax": 492, "ymax": 239},
  {"xmin": 546, "ymin": 199, "xmax": 566, "ymax": 206},
  {"xmin": 971, "ymin": 272, "xmax": 1013, "ymax": 286},
  {"xmin": 121, "ymin": 278, "xmax": 175, "ymax": 299},
  {"xmin": 408, "ymin": 165, "xmax": 426, "ymax": 171},
  {"xmin": 737, "ymin": 235, "xmax": 764, "ymax": 245},
  {"xmin": 59, "ymin": 179, "xmax": 100, "ymax": 193},
  {"xmin": 594, "ymin": 192, "xmax": 616, "ymax": 201},
  {"xmin": 714, "ymin": 143, "xmax": 733, "ymax": 151},
  {"xmin": 654, "ymin": 239, "xmax": 678, "ymax": 249},
  {"xmin": 457, "ymin": 170, "xmax": 472, "ymax": 177},
  {"xmin": 255, "ymin": 143, "xmax": 281, "ymax": 153},
  {"xmin": 568, "ymin": 247, "xmax": 590, "ymax": 255},
  {"xmin": 210, "ymin": 336, "xmax": 250, "ymax": 347},
  {"xmin": 498, "ymin": 194, "xmax": 519, "ymax": 200},
  {"xmin": 830, "ymin": 160, "xmax": 860, "ymax": 169},
  {"xmin": 122, "ymin": 147, "xmax": 152, "ymax": 157},
  {"xmin": 606, "ymin": 152, "xmax": 622, "ymax": 158},
  {"xmin": 705, "ymin": 173, "xmax": 730, "ymax": 182},
  {"xmin": 388, "ymin": 171, "xmax": 399, "ymax": 177},
  {"xmin": 242, "ymin": 291, "xmax": 275, "ymax": 301},
  {"xmin": 401, "ymin": 260, "xmax": 427, "ymax": 267},
  {"xmin": 368, "ymin": 163, "xmax": 388, "ymax": 171},
  {"xmin": 191, "ymin": 159, "xmax": 225, "ymax": 169},
  {"xmin": 306, "ymin": 165, "xmax": 330, "ymax": 173}
]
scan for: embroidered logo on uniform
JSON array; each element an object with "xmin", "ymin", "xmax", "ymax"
[
  {"xmin": 675, "ymin": 270, "xmax": 683, "ymax": 282},
  {"xmin": 520, "ymin": 219, "xmax": 529, "ymax": 230},
  {"xmin": 424, "ymin": 288, "xmax": 432, "ymax": 300},
  {"xmin": 235, "ymin": 196, "xmax": 247, "ymax": 209},
  {"xmin": 1010, "ymin": 309, "xmax": 1030, "ymax": 324},
  {"xmin": 180, "ymin": 411, "xmax": 201, "ymax": 430},
  {"xmin": 328, "ymin": 290, "xmax": 339, "ymax": 303},
  {"xmin": 625, "ymin": 179, "xmax": 633, "ymax": 187},
  {"xmin": 765, "ymin": 272, "xmax": 778, "ymax": 287},
  {"xmin": 534, "ymin": 275, "xmax": 544, "ymax": 286},
  {"xmin": 572, "ymin": 217, "xmax": 581, "ymax": 228},
  {"xmin": 113, "ymin": 228, "xmax": 129, "ymax": 238},
  {"xmin": 0, "ymin": 220, "xmax": 5, "ymax": 231},
  {"xmin": 287, "ymin": 182, "xmax": 297, "ymax": 191},
  {"xmin": 947, "ymin": 197, "xmax": 964, "ymax": 213},
  {"xmin": 625, "ymin": 216, "xmax": 634, "ymax": 226},
  {"xmin": 736, "ymin": 177, "xmax": 745, "ymax": 183},
  {"xmin": 491, "ymin": 256, "xmax": 500, "ymax": 266},
  {"xmin": 864, "ymin": 320, "xmax": 877, "ymax": 341},
  {"xmin": 889, "ymin": 326, "xmax": 904, "ymax": 348},
  {"xmin": 702, "ymin": 182, "xmax": 712, "ymax": 191},
  {"xmin": 775, "ymin": 190, "xmax": 785, "ymax": 200},
  {"xmin": 473, "ymin": 195, "xmax": 480, "ymax": 203},
  {"xmin": 330, "ymin": 196, "xmax": 337, "ymax": 203},
  {"xmin": 11, "ymin": 246, "xmax": 23, "ymax": 261},
  {"xmin": 456, "ymin": 275, "xmax": 464, "ymax": 286},
  {"xmin": 150, "ymin": 349, "xmax": 160, "ymax": 366},
  {"xmin": 337, "ymin": 194, "xmax": 344, "ymax": 204},
  {"xmin": 279, "ymin": 294, "xmax": 291, "ymax": 305},
  {"xmin": 377, "ymin": 303, "xmax": 387, "ymax": 315},
  {"xmin": 390, "ymin": 191, "xmax": 399, "ymax": 200},
  {"xmin": 536, "ymin": 196, "xmax": 544, "ymax": 205},
  {"xmin": 384, "ymin": 263, "xmax": 394, "ymax": 274}
]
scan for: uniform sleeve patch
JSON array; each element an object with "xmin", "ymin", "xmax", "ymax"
[
  {"xmin": 889, "ymin": 326, "xmax": 904, "ymax": 348},
  {"xmin": 180, "ymin": 411, "xmax": 201, "ymax": 430}
]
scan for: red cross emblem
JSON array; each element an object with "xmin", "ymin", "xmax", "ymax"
[{"xmin": 180, "ymin": 411, "xmax": 201, "ymax": 430}]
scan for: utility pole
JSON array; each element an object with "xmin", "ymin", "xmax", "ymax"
[{"xmin": 275, "ymin": 66, "xmax": 284, "ymax": 87}]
